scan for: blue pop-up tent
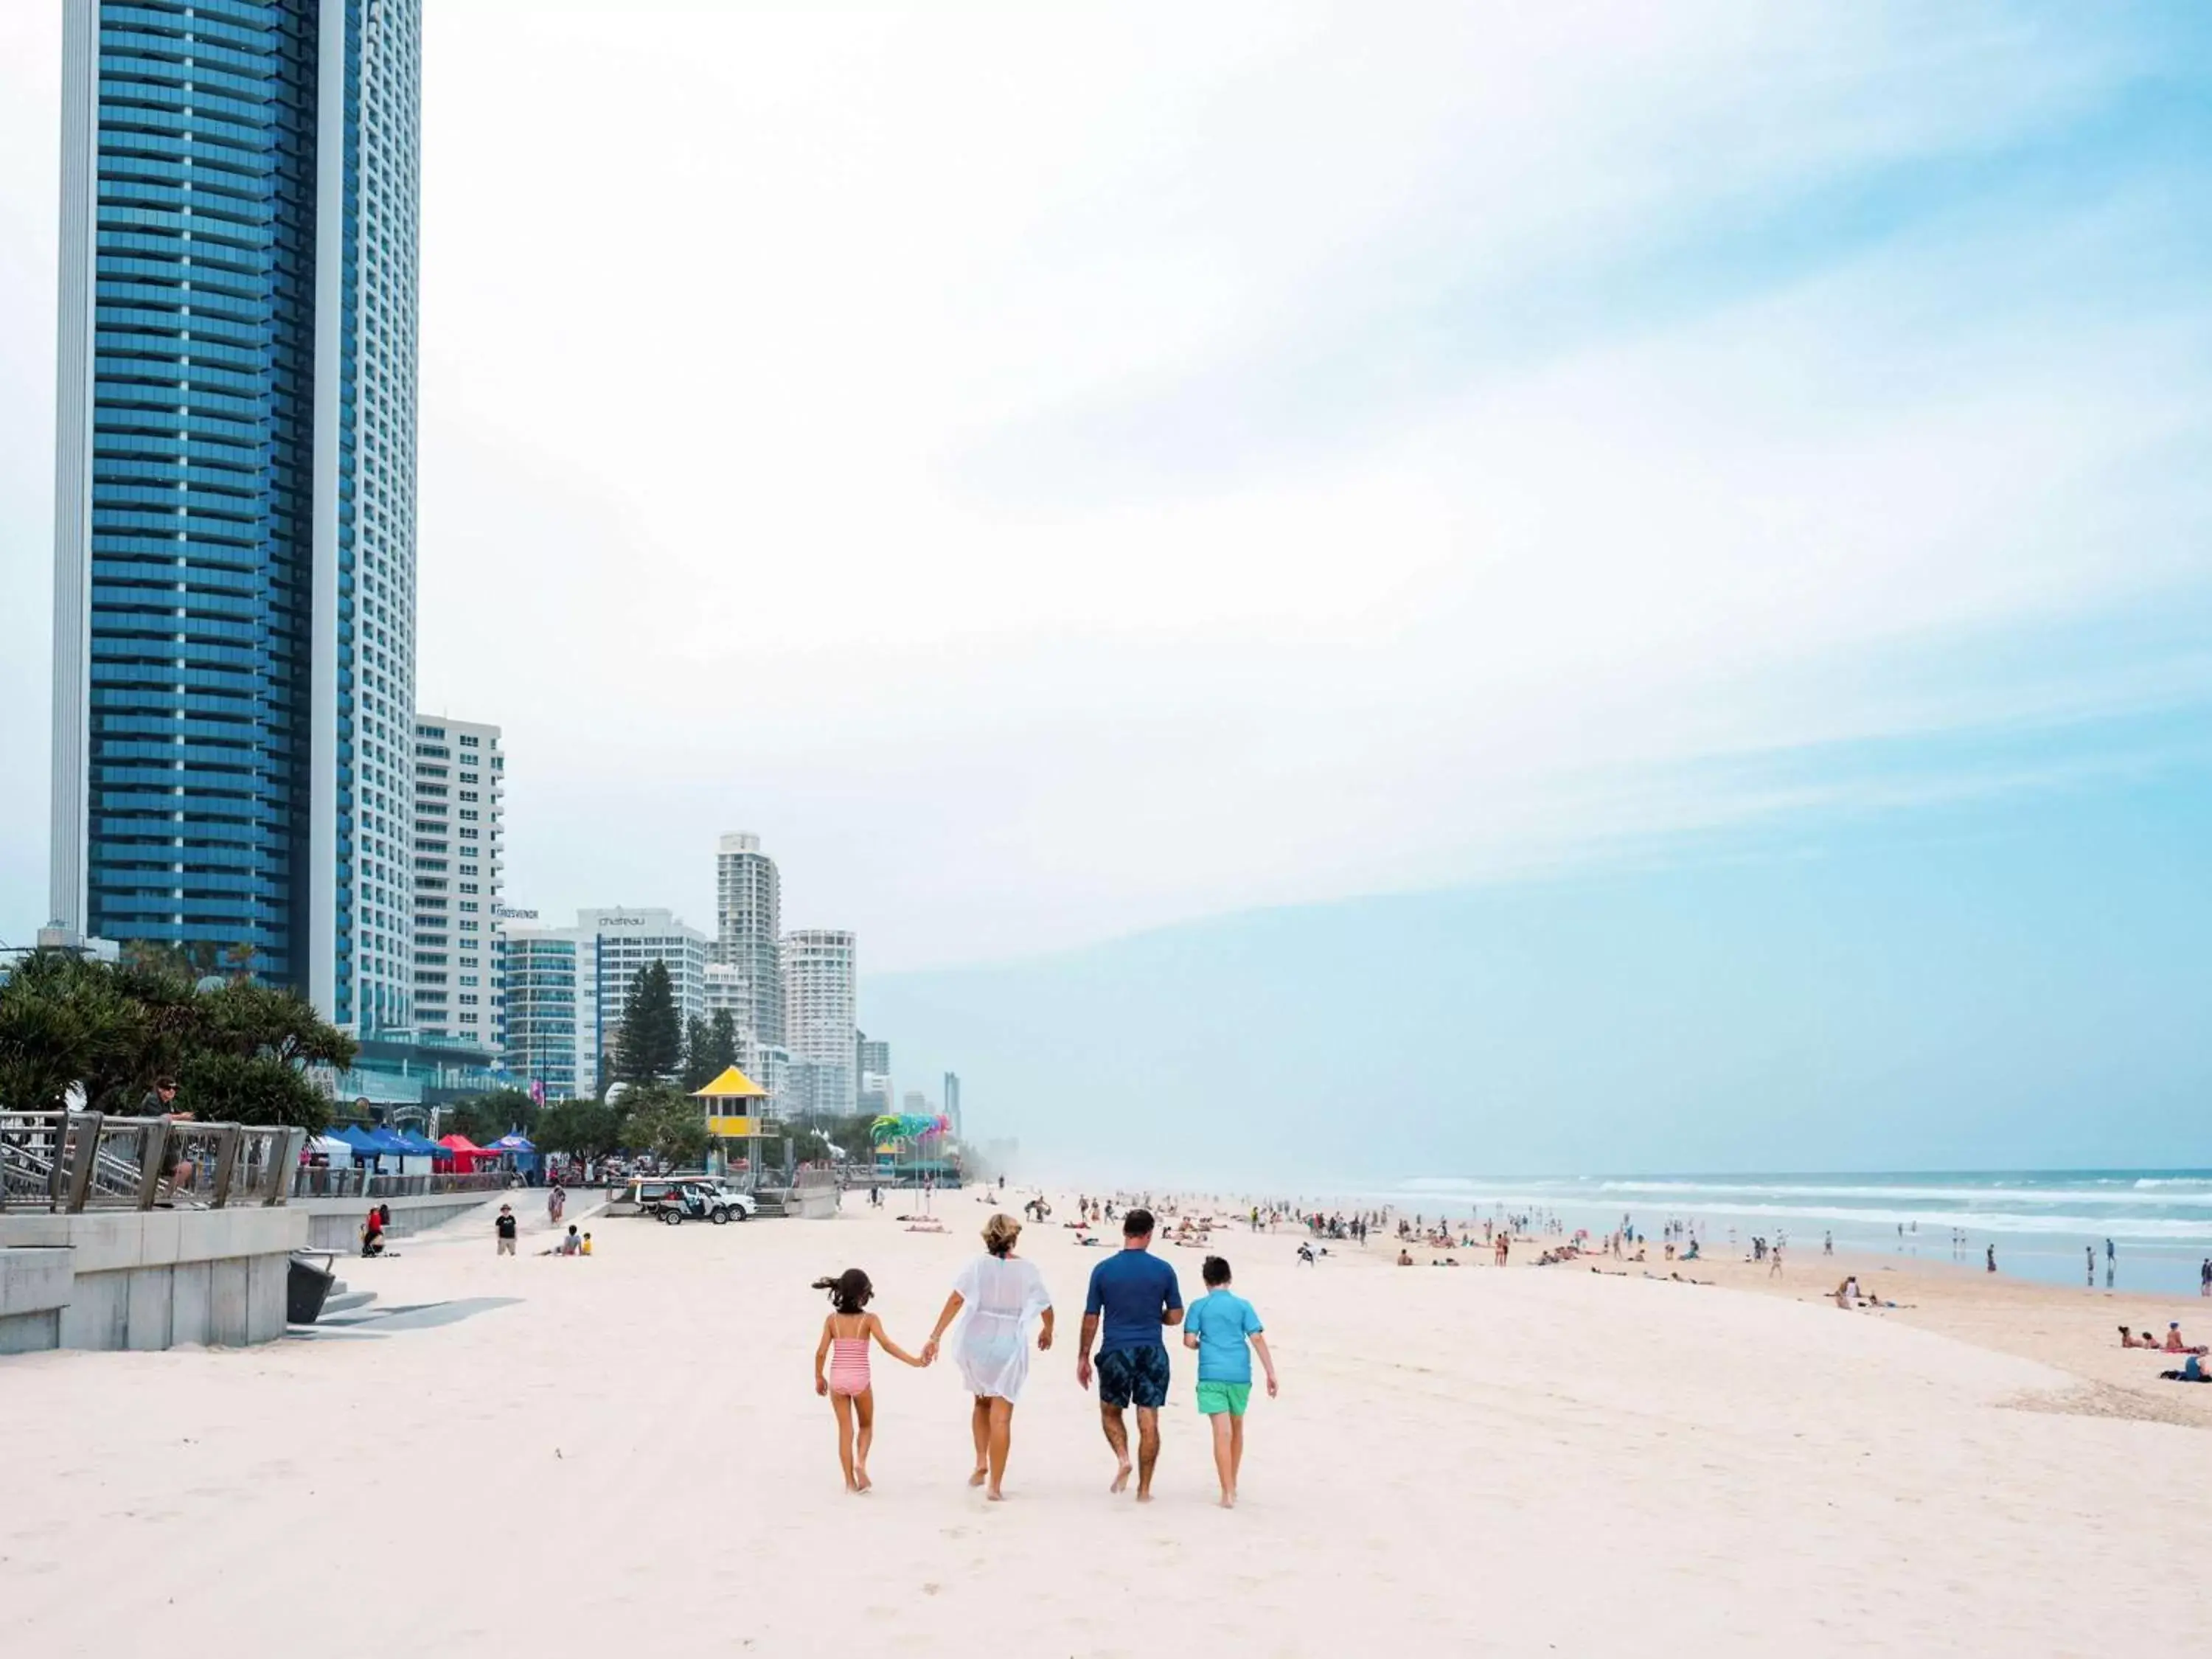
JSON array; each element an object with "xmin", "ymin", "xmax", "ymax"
[
  {"xmin": 330, "ymin": 1125, "xmax": 381, "ymax": 1164},
  {"xmin": 485, "ymin": 1131, "xmax": 539, "ymax": 1175}
]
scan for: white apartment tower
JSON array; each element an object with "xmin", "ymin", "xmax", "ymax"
[
  {"xmin": 411, "ymin": 717, "xmax": 503, "ymax": 1048},
  {"xmin": 584, "ymin": 905, "xmax": 708, "ymax": 1063},
  {"xmin": 781, "ymin": 928, "xmax": 857, "ymax": 1116},
  {"xmin": 714, "ymin": 833, "xmax": 782, "ymax": 1048}
]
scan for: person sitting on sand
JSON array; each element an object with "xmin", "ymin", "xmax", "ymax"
[
  {"xmin": 1397, "ymin": 1249, "xmax": 1414, "ymax": 1267},
  {"xmin": 2163, "ymin": 1323, "xmax": 2209, "ymax": 1355}
]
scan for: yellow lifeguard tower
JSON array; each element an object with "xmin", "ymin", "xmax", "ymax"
[{"xmin": 692, "ymin": 1065, "xmax": 771, "ymax": 1180}]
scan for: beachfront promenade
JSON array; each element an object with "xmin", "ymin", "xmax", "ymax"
[{"xmin": 5, "ymin": 1187, "xmax": 2210, "ymax": 1655}]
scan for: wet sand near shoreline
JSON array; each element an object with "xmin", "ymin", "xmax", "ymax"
[{"xmin": 4, "ymin": 1186, "xmax": 2208, "ymax": 1657}]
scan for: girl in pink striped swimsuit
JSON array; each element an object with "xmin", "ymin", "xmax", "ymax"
[{"xmin": 812, "ymin": 1267, "xmax": 926, "ymax": 1492}]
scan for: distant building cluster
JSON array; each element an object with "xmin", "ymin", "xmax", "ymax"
[{"xmin": 35, "ymin": 4, "xmax": 956, "ymax": 1133}]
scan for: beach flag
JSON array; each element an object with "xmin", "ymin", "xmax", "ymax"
[{"xmin": 530, "ymin": 1079, "xmax": 546, "ymax": 1105}]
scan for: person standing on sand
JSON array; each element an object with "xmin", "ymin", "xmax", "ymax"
[
  {"xmin": 922, "ymin": 1212, "xmax": 1055, "ymax": 1501},
  {"xmin": 495, "ymin": 1203, "xmax": 518, "ymax": 1256},
  {"xmin": 1077, "ymin": 1208, "xmax": 1183, "ymax": 1501},
  {"xmin": 1986, "ymin": 1243, "xmax": 1997, "ymax": 1273}
]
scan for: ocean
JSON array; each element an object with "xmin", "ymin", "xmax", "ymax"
[{"xmin": 1382, "ymin": 1171, "xmax": 2212, "ymax": 1296}]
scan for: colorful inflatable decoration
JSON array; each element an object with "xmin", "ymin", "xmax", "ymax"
[{"xmin": 870, "ymin": 1113, "xmax": 952, "ymax": 1149}]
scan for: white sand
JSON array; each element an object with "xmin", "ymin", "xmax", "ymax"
[{"xmin": 5, "ymin": 1190, "xmax": 2209, "ymax": 1656}]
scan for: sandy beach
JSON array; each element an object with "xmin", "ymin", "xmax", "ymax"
[{"xmin": 6, "ymin": 1187, "xmax": 2211, "ymax": 1657}]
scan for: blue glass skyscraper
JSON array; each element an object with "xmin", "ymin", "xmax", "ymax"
[{"xmin": 49, "ymin": 0, "xmax": 420, "ymax": 1037}]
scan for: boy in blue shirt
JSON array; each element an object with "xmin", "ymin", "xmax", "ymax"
[{"xmin": 1181, "ymin": 1255, "xmax": 1279, "ymax": 1509}]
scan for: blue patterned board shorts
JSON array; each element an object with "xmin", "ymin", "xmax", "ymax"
[{"xmin": 1096, "ymin": 1343, "xmax": 1172, "ymax": 1409}]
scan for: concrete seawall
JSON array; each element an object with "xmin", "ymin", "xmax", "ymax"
[
  {"xmin": 0, "ymin": 1207, "xmax": 306, "ymax": 1354},
  {"xmin": 296, "ymin": 1189, "xmax": 501, "ymax": 1250}
]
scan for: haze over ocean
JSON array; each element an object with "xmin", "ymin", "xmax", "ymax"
[{"xmin": 867, "ymin": 759, "xmax": 2211, "ymax": 1186}]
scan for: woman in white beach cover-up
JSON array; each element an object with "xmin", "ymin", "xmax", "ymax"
[{"xmin": 923, "ymin": 1212, "xmax": 1054, "ymax": 1500}]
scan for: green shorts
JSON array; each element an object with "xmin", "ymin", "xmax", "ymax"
[{"xmin": 1195, "ymin": 1380, "xmax": 1251, "ymax": 1416}]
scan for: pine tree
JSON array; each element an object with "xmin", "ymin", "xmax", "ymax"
[
  {"xmin": 614, "ymin": 961, "xmax": 684, "ymax": 1082},
  {"xmin": 680, "ymin": 1015, "xmax": 715, "ymax": 1091},
  {"xmin": 709, "ymin": 1009, "xmax": 740, "ymax": 1074}
]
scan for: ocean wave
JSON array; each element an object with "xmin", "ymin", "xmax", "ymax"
[
  {"xmin": 1598, "ymin": 1203, "xmax": 2212, "ymax": 1240},
  {"xmin": 1576, "ymin": 1180, "xmax": 2212, "ymax": 1208}
]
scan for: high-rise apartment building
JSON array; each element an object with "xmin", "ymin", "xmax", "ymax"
[
  {"xmin": 714, "ymin": 833, "xmax": 781, "ymax": 1047},
  {"xmin": 500, "ymin": 907, "xmax": 706, "ymax": 1096},
  {"xmin": 703, "ymin": 960, "xmax": 750, "ymax": 1029},
  {"xmin": 582, "ymin": 906, "xmax": 707, "ymax": 1071},
  {"xmin": 502, "ymin": 928, "xmax": 584, "ymax": 1101},
  {"xmin": 411, "ymin": 717, "xmax": 502, "ymax": 1048},
  {"xmin": 48, "ymin": 0, "xmax": 423, "ymax": 1035},
  {"xmin": 857, "ymin": 1032, "xmax": 893, "ymax": 1117},
  {"xmin": 781, "ymin": 928, "xmax": 856, "ymax": 1118},
  {"xmin": 943, "ymin": 1071, "xmax": 962, "ymax": 1138}
]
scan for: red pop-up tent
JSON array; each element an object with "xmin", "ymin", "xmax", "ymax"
[{"xmin": 436, "ymin": 1133, "xmax": 498, "ymax": 1172}]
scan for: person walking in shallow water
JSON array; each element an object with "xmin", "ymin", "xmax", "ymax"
[{"xmin": 1077, "ymin": 1208, "xmax": 1183, "ymax": 1501}]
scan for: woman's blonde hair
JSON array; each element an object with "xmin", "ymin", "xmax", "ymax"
[{"xmin": 982, "ymin": 1212, "xmax": 1022, "ymax": 1258}]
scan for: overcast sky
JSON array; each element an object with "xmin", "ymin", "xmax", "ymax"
[{"xmin": 2, "ymin": 2, "xmax": 2208, "ymax": 972}]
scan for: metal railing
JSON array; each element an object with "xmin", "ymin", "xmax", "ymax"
[
  {"xmin": 0, "ymin": 1111, "xmax": 305, "ymax": 1213},
  {"xmin": 288, "ymin": 1166, "xmax": 509, "ymax": 1200}
]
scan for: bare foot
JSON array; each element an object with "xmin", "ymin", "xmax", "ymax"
[
  {"xmin": 986, "ymin": 1486, "xmax": 1005, "ymax": 1502},
  {"xmin": 969, "ymin": 1466, "xmax": 989, "ymax": 1488},
  {"xmin": 1219, "ymin": 1492, "xmax": 1237, "ymax": 1509},
  {"xmin": 1135, "ymin": 1489, "xmax": 1154, "ymax": 1503},
  {"xmin": 855, "ymin": 1470, "xmax": 872, "ymax": 1493},
  {"xmin": 1110, "ymin": 1462, "xmax": 1133, "ymax": 1494}
]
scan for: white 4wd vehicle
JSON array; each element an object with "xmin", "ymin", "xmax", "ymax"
[{"xmin": 644, "ymin": 1179, "xmax": 756, "ymax": 1225}]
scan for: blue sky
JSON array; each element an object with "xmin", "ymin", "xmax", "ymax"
[{"xmin": 1, "ymin": 4, "xmax": 2208, "ymax": 1166}]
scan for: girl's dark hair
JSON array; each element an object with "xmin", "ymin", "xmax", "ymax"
[
  {"xmin": 1202, "ymin": 1254, "xmax": 1231, "ymax": 1287},
  {"xmin": 812, "ymin": 1267, "xmax": 873, "ymax": 1314}
]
